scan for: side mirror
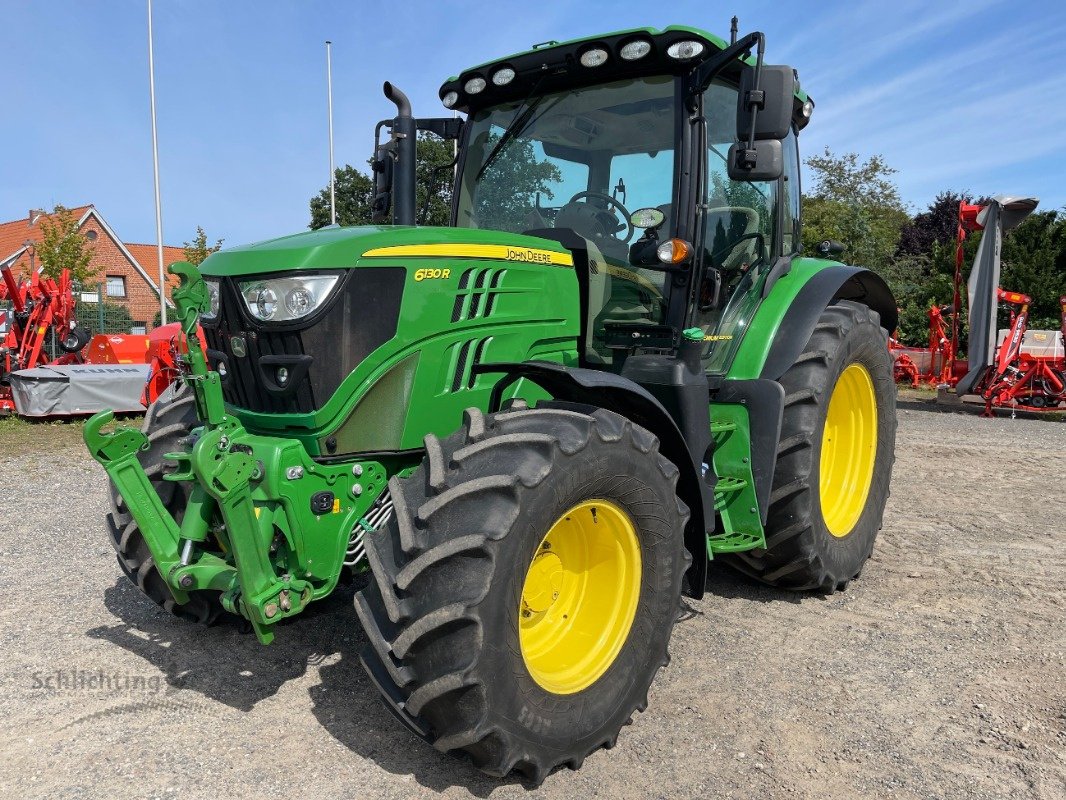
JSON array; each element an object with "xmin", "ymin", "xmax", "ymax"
[
  {"xmin": 370, "ymin": 144, "xmax": 394, "ymax": 224},
  {"xmin": 727, "ymin": 139, "xmax": 783, "ymax": 181},
  {"xmin": 736, "ymin": 64, "xmax": 795, "ymax": 141}
]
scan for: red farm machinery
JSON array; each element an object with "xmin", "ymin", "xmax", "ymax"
[
  {"xmin": 890, "ymin": 196, "xmax": 1065, "ymax": 414},
  {"xmin": 969, "ymin": 289, "xmax": 1066, "ymax": 414},
  {"xmin": 1, "ymin": 262, "xmax": 188, "ymax": 415}
]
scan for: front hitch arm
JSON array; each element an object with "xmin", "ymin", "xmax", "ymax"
[{"xmin": 83, "ymin": 412, "xmax": 190, "ymax": 604}]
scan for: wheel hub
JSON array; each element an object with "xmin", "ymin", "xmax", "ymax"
[
  {"xmin": 521, "ymin": 551, "xmax": 563, "ymax": 614},
  {"xmin": 820, "ymin": 362, "xmax": 878, "ymax": 537},
  {"xmin": 518, "ymin": 500, "xmax": 642, "ymax": 695}
]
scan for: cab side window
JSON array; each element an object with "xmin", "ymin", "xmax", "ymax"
[{"xmin": 781, "ymin": 128, "xmax": 801, "ymax": 255}]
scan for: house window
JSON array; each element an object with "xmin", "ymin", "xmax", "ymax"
[{"xmin": 106, "ymin": 275, "xmax": 127, "ymax": 298}]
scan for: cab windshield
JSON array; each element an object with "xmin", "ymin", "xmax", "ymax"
[{"xmin": 456, "ymin": 76, "xmax": 676, "ymax": 257}]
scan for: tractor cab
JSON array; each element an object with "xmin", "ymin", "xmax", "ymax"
[{"xmin": 381, "ymin": 26, "xmax": 813, "ymax": 373}]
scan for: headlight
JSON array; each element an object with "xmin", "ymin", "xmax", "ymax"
[
  {"xmin": 238, "ymin": 273, "xmax": 341, "ymax": 322},
  {"xmin": 202, "ymin": 279, "xmax": 221, "ymax": 320}
]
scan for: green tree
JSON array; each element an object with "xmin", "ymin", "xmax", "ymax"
[
  {"xmin": 183, "ymin": 226, "xmax": 223, "ymax": 265},
  {"xmin": 310, "ymin": 164, "xmax": 376, "ymax": 228},
  {"xmin": 471, "ymin": 136, "xmax": 562, "ymax": 232},
  {"xmin": 310, "ymin": 132, "xmax": 456, "ymax": 229},
  {"xmin": 36, "ymin": 204, "xmax": 97, "ymax": 284},
  {"xmin": 801, "ymin": 149, "xmax": 909, "ymax": 275},
  {"xmin": 415, "ymin": 134, "xmax": 457, "ymax": 226}
]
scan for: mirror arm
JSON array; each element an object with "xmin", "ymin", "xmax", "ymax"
[
  {"xmin": 734, "ymin": 33, "xmax": 766, "ymax": 170},
  {"xmin": 691, "ymin": 31, "xmax": 763, "ymax": 96},
  {"xmin": 415, "ymin": 117, "xmax": 464, "ymax": 140}
]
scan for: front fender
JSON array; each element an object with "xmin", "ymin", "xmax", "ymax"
[
  {"xmin": 473, "ymin": 360, "xmax": 709, "ymax": 599},
  {"xmin": 728, "ymin": 258, "xmax": 897, "ymax": 381}
]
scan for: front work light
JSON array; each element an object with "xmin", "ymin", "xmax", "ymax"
[
  {"xmin": 619, "ymin": 40, "xmax": 652, "ymax": 61},
  {"xmin": 492, "ymin": 67, "xmax": 516, "ymax": 86},
  {"xmin": 464, "ymin": 76, "xmax": 487, "ymax": 94},
  {"xmin": 442, "ymin": 91, "xmax": 459, "ymax": 109},
  {"xmin": 666, "ymin": 40, "xmax": 705, "ymax": 60},
  {"xmin": 580, "ymin": 48, "xmax": 609, "ymax": 67},
  {"xmin": 238, "ymin": 273, "xmax": 341, "ymax": 323}
]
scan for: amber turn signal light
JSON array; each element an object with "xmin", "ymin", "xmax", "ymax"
[{"xmin": 656, "ymin": 238, "xmax": 692, "ymax": 265}]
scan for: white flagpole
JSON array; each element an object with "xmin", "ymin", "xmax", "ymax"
[
  {"xmin": 148, "ymin": 0, "xmax": 166, "ymax": 325},
  {"xmin": 326, "ymin": 40, "xmax": 336, "ymax": 225}
]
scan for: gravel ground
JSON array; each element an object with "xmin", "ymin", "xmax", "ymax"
[{"xmin": 0, "ymin": 401, "xmax": 1063, "ymax": 799}]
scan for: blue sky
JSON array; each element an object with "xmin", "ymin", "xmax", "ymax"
[{"xmin": 1, "ymin": 0, "xmax": 1063, "ymax": 248}]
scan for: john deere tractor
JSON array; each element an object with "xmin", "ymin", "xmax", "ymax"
[{"xmin": 86, "ymin": 24, "xmax": 896, "ymax": 782}]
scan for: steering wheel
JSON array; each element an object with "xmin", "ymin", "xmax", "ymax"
[{"xmin": 563, "ymin": 191, "xmax": 635, "ymax": 243}]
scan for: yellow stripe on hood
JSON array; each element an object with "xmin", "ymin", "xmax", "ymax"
[{"xmin": 362, "ymin": 243, "xmax": 573, "ymax": 267}]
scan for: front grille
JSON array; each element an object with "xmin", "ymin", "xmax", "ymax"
[
  {"xmin": 202, "ymin": 268, "xmax": 405, "ymax": 414},
  {"xmin": 204, "ymin": 320, "xmax": 314, "ymax": 413}
]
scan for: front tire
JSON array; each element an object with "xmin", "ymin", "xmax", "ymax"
[
  {"xmin": 723, "ymin": 300, "xmax": 896, "ymax": 591},
  {"xmin": 355, "ymin": 405, "xmax": 689, "ymax": 783}
]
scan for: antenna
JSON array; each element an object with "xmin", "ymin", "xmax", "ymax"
[
  {"xmin": 326, "ymin": 40, "xmax": 337, "ymax": 226},
  {"xmin": 730, "ymin": 16, "xmax": 739, "ymax": 45}
]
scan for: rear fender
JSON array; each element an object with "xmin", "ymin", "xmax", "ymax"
[
  {"xmin": 729, "ymin": 260, "xmax": 897, "ymax": 382},
  {"xmin": 473, "ymin": 360, "xmax": 709, "ymax": 598}
]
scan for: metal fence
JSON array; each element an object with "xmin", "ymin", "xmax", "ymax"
[{"xmin": 73, "ymin": 282, "xmax": 148, "ymax": 336}]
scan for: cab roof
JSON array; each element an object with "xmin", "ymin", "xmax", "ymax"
[{"xmin": 439, "ymin": 25, "xmax": 812, "ymax": 126}]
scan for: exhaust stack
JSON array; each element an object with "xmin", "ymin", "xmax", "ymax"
[{"xmin": 383, "ymin": 82, "xmax": 416, "ymax": 226}]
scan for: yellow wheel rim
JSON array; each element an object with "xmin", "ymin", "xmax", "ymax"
[
  {"xmin": 819, "ymin": 363, "xmax": 878, "ymax": 537},
  {"xmin": 519, "ymin": 500, "xmax": 642, "ymax": 695}
]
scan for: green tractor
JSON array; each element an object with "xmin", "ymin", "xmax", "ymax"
[{"xmin": 86, "ymin": 24, "xmax": 896, "ymax": 782}]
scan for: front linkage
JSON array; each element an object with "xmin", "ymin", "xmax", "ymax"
[{"xmin": 84, "ymin": 263, "xmax": 386, "ymax": 643}]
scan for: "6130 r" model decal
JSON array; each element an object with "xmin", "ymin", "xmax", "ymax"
[{"xmin": 413, "ymin": 268, "xmax": 452, "ymax": 282}]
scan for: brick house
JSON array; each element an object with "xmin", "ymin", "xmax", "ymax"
[{"xmin": 0, "ymin": 205, "xmax": 183, "ymax": 330}]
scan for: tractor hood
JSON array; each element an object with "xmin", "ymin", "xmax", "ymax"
[{"xmin": 198, "ymin": 225, "xmax": 574, "ymax": 277}]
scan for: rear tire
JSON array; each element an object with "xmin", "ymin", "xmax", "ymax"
[
  {"xmin": 355, "ymin": 404, "xmax": 690, "ymax": 783},
  {"xmin": 723, "ymin": 300, "xmax": 896, "ymax": 591},
  {"xmin": 106, "ymin": 380, "xmax": 228, "ymax": 624}
]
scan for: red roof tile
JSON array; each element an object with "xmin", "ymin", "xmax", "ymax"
[
  {"xmin": 0, "ymin": 205, "xmax": 93, "ymax": 266},
  {"xmin": 0, "ymin": 207, "xmax": 186, "ymax": 296},
  {"xmin": 125, "ymin": 243, "xmax": 187, "ymax": 288}
]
